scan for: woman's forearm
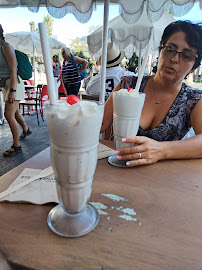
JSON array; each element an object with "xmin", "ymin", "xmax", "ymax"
[
  {"xmin": 10, "ymin": 72, "xmax": 17, "ymax": 89},
  {"xmin": 160, "ymin": 134, "xmax": 202, "ymax": 160}
]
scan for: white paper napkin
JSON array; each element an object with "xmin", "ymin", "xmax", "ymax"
[{"xmin": 0, "ymin": 143, "xmax": 115, "ymax": 204}]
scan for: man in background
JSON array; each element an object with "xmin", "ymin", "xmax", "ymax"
[{"xmin": 86, "ymin": 42, "xmax": 136, "ymax": 97}]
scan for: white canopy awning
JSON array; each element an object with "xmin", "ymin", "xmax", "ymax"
[
  {"xmin": 87, "ymin": 9, "xmax": 175, "ymax": 58},
  {"xmin": 5, "ymin": 31, "xmax": 65, "ymax": 86},
  {"xmin": 5, "ymin": 31, "xmax": 65, "ymax": 54},
  {"xmin": 0, "ymin": 0, "xmax": 201, "ymax": 23}
]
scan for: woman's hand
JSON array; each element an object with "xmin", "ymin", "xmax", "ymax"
[
  {"xmin": 57, "ymin": 74, "xmax": 61, "ymax": 82},
  {"xmin": 7, "ymin": 92, "xmax": 15, "ymax": 104},
  {"xmin": 116, "ymin": 136, "xmax": 162, "ymax": 166}
]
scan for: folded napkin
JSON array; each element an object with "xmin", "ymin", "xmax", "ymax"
[
  {"xmin": 98, "ymin": 142, "xmax": 115, "ymax": 159},
  {"xmin": 0, "ymin": 143, "xmax": 116, "ymax": 204}
]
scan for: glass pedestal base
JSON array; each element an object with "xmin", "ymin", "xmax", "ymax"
[
  {"xmin": 108, "ymin": 154, "xmax": 130, "ymax": 168},
  {"xmin": 47, "ymin": 203, "xmax": 99, "ymax": 237}
]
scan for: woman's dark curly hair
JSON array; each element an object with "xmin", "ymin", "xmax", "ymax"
[
  {"xmin": 159, "ymin": 20, "xmax": 202, "ymax": 72},
  {"xmin": 0, "ymin": 24, "xmax": 5, "ymax": 40}
]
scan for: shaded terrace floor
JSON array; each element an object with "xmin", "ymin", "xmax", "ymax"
[{"xmin": 0, "ymin": 113, "xmax": 50, "ymax": 177}]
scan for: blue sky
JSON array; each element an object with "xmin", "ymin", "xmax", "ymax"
[
  {"xmin": 0, "ymin": 5, "xmax": 119, "ymax": 45},
  {"xmin": 0, "ymin": 3, "xmax": 201, "ymax": 46},
  {"xmin": 174, "ymin": 2, "xmax": 202, "ymax": 22}
]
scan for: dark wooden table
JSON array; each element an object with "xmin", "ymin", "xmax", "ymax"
[{"xmin": 0, "ymin": 141, "xmax": 202, "ymax": 270}]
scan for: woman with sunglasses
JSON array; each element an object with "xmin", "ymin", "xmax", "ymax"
[
  {"xmin": 101, "ymin": 21, "xmax": 202, "ymax": 166},
  {"xmin": 58, "ymin": 47, "xmax": 88, "ymax": 96}
]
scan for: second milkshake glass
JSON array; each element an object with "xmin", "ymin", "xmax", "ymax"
[
  {"xmin": 46, "ymin": 100, "xmax": 104, "ymax": 237},
  {"xmin": 108, "ymin": 91, "xmax": 145, "ymax": 167}
]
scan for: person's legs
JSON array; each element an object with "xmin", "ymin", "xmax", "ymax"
[
  {"xmin": 3, "ymin": 100, "xmax": 31, "ymax": 156},
  {"xmin": 15, "ymin": 105, "xmax": 28, "ymax": 132},
  {"xmin": 64, "ymin": 83, "xmax": 81, "ymax": 96},
  {"xmin": 15, "ymin": 106, "xmax": 32, "ymax": 140},
  {"xmin": 4, "ymin": 100, "xmax": 21, "ymax": 147}
]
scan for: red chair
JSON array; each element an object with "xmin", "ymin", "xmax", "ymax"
[
  {"xmin": 40, "ymin": 85, "xmax": 49, "ymax": 120},
  {"xmin": 28, "ymin": 79, "xmax": 34, "ymax": 85},
  {"xmin": 24, "ymin": 80, "xmax": 30, "ymax": 85},
  {"xmin": 24, "ymin": 80, "xmax": 35, "ymax": 98},
  {"xmin": 58, "ymin": 70, "xmax": 67, "ymax": 99},
  {"xmin": 58, "ymin": 81, "xmax": 67, "ymax": 99}
]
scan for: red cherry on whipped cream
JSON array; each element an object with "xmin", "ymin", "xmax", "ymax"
[
  {"xmin": 66, "ymin": 95, "xmax": 80, "ymax": 105},
  {"xmin": 127, "ymin": 88, "xmax": 134, "ymax": 92}
]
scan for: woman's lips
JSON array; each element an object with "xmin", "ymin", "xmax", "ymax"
[{"xmin": 165, "ymin": 66, "xmax": 176, "ymax": 73}]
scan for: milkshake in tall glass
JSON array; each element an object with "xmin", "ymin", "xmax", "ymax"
[
  {"xmin": 45, "ymin": 100, "xmax": 104, "ymax": 237},
  {"xmin": 108, "ymin": 89, "xmax": 145, "ymax": 167}
]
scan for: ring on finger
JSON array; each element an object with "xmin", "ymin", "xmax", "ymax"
[{"xmin": 138, "ymin": 152, "xmax": 142, "ymax": 159}]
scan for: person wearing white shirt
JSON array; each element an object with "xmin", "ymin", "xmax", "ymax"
[{"xmin": 86, "ymin": 42, "xmax": 136, "ymax": 97}]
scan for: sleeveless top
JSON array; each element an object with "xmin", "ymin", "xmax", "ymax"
[
  {"xmin": 120, "ymin": 76, "xmax": 202, "ymax": 141},
  {"xmin": 62, "ymin": 58, "xmax": 81, "ymax": 88},
  {"xmin": 0, "ymin": 41, "xmax": 11, "ymax": 78}
]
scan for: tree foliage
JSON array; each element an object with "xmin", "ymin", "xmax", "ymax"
[
  {"xmin": 43, "ymin": 15, "xmax": 53, "ymax": 36},
  {"xmin": 29, "ymin": 15, "xmax": 53, "ymax": 36},
  {"xmin": 125, "ymin": 52, "xmax": 139, "ymax": 73},
  {"xmin": 70, "ymin": 37, "xmax": 89, "ymax": 57},
  {"xmin": 72, "ymin": 50, "xmax": 94, "ymax": 70},
  {"xmin": 29, "ymin": 21, "xmax": 37, "ymax": 32}
]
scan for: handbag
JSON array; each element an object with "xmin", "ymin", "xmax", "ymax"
[
  {"xmin": 71, "ymin": 55, "xmax": 87, "ymax": 80},
  {"xmin": 0, "ymin": 78, "xmax": 9, "ymax": 88}
]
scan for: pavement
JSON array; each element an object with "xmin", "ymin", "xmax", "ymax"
[{"xmin": 0, "ymin": 113, "xmax": 50, "ymax": 177}]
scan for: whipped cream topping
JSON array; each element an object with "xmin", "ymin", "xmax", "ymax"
[
  {"xmin": 116, "ymin": 89, "xmax": 139, "ymax": 96},
  {"xmin": 48, "ymin": 100, "xmax": 100, "ymax": 119}
]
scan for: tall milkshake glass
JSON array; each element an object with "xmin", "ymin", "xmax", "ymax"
[
  {"xmin": 46, "ymin": 100, "xmax": 104, "ymax": 237},
  {"xmin": 108, "ymin": 90, "xmax": 145, "ymax": 167}
]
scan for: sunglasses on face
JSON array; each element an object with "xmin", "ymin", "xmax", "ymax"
[
  {"xmin": 161, "ymin": 45, "xmax": 198, "ymax": 63},
  {"xmin": 61, "ymin": 51, "xmax": 65, "ymax": 55}
]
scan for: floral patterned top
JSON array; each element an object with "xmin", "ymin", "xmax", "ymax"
[{"xmin": 120, "ymin": 76, "xmax": 202, "ymax": 141}]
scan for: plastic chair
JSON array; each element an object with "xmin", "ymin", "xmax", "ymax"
[
  {"xmin": 24, "ymin": 80, "xmax": 30, "ymax": 85},
  {"xmin": 40, "ymin": 85, "xmax": 49, "ymax": 120},
  {"xmin": 19, "ymin": 84, "xmax": 43, "ymax": 125},
  {"xmin": 24, "ymin": 80, "xmax": 35, "ymax": 98},
  {"xmin": 58, "ymin": 69, "xmax": 67, "ymax": 99},
  {"xmin": 58, "ymin": 82, "xmax": 67, "ymax": 99},
  {"xmin": 28, "ymin": 79, "xmax": 34, "ymax": 85}
]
